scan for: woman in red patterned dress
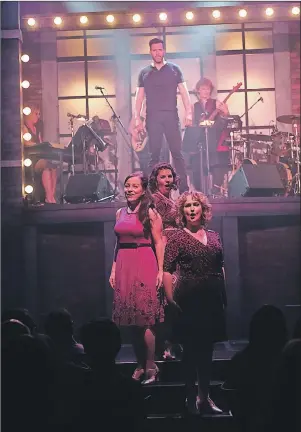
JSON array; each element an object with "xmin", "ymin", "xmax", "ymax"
[
  {"xmin": 109, "ymin": 172, "xmax": 164, "ymax": 384},
  {"xmin": 163, "ymin": 191, "xmax": 227, "ymax": 414},
  {"xmin": 149, "ymin": 162, "xmax": 181, "ymax": 360}
]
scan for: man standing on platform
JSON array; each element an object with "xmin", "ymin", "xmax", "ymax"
[{"xmin": 133, "ymin": 38, "xmax": 192, "ymax": 192}]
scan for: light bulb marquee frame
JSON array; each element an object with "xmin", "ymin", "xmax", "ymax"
[{"xmin": 21, "ymin": 4, "xmax": 300, "ymax": 32}]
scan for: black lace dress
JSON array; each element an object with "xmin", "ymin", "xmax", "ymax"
[{"xmin": 163, "ymin": 228, "xmax": 227, "ymax": 344}]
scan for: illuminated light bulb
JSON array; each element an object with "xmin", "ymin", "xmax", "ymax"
[
  {"xmin": 53, "ymin": 16, "xmax": 63, "ymax": 25},
  {"xmin": 265, "ymin": 8, "xmax": 274, "ymax": 17},
  {"xmin": 292, "ymin": 6, "xmax": 300, "ymax": 15},
  {"xmin": 239, "ymin": 9, "xmax": 248, "ymax": 18},
  {"xmin": 21, "ymin": 80, "xmax": 30, "ymax": 89},
  {"xmin": 106, "ymin": 14, "xmax": 115, "ymax": 23},
  {"xmin": 27, "ymin": 18, "xmax": 36, "ymax": 27},
  {"xmin": 159, "ymin": 12, "xmax": 168, "ymax": 21},
  {"xmin": 132, "ymin": 14, "xmax": 141, "ymax": 23},
  {"xmin": 186, "ymin": 11, "xmax": 194, "ymax": 20},
  {"xmin": 23, "ymin": 107, "xmax": 31, "ymax": 115},
  {"xmin": 24, "ymin": 185, "xmax": 34, "ymax": 194},
  {"xmin": 212, "ymin": 10, "xmax": 221, "ymax": 19},
  {"xmin": 80, "ymin": 16, "xmax": 88, "ymax": 24},
  {"xmin": 23, "ymin": 158, "xmax": 33, "ymax": 167},
  {"xmin": 21, "ymin": 54, "xmax": 30, "ymax": 63},
  {"xmin": 23, "ymin": 132, "xmax": 32, "ymax": 141}
]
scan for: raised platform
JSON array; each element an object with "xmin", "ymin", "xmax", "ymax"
[{"xmin": 2, "ymin": 196, "xmax": 300, "ymax": 341}]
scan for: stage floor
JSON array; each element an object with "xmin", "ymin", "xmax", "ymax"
[{"xmin": 116, "ymin": 340, "xmax": 248, "ymax": 363}]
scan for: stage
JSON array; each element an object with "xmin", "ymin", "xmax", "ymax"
[{"xmin": 3, "ymin": 196, "xmax": 295, "ymax": 340}]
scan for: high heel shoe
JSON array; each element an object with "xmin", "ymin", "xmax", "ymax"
[
  {"xmin": 197, "ymin": 396, "xmax": 223, "ymax": 415},
  {"xmin": 142, "ymin": 365, "xmax": 159, "ymax": 385},
  {"xmin": 132, "ymin": 367, "xmax": 145, "ymax": 381}
]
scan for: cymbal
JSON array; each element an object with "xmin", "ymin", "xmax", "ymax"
[
  {"xmin": 241, "ymin": 134, "xmax": 272, "ymax": 142},
  {"xmin": 276, "ymin": 114, "xmax": 300, "ymax": 124}
]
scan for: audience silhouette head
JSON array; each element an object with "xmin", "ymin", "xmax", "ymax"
[{"xmin": 80, "ymin": 318, "xmax": 121, "ymax": 364}]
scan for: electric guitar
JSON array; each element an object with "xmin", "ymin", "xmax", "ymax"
[
  {"xmin": 130, "ymin": 117, "xmax": 148, "ymax": 153},
  {"xmin": 214, "ymin": 82, "xmax": 242, "ymax": 149}
]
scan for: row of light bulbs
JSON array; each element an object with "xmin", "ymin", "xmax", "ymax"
[
  {"xmin": 25, "ymin": 6, "xmax": 300, "ymax": 27},
  {"xmin": 21, "ymin": 52, "xmax": 34, "ymax": 196}
]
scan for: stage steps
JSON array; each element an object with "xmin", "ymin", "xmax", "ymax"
[
  {"xmin": 147, "ymin": 413, "xmax": 234, "ymax": 432},
  {"xmin": 116, "ymin": 342, "xmax": 243, "ymax": 423},
  {"xmin": 117, "ymin": 358, "xmax": 229, "ymax": 382}
]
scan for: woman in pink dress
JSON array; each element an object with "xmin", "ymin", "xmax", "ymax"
[
  {"xmin": 149, "ymin": 162, "xmax": 181, "ymax": 360},
  {"xmin": 109, "ymin": 172, "xmax": 164, "ymax": 384}
]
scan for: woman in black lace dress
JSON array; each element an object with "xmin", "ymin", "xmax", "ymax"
[
  {"xmin": 163, "ymin": 191, "xmax": 227, "ymax": 414},
  {"xmin": 149, "ymin": 162, "xmax": 181, "ymax": 360}
]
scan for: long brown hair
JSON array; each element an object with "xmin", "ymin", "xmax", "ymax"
[
  {"xmin": 124, "ymin": 172, "xmax": 155, "ymax": 236},
  {"xmin": 148, "ymin": 162, "xmax": 179, "ymax": 193}
]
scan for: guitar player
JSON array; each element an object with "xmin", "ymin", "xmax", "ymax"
[{"xmin": 191, "ymin": 77, "xmax": 230, "ymax": 194}]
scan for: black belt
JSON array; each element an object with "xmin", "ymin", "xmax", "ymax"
[{"xmin": 119, "ymin": 243, "xmax": 152, "ymax": 249}]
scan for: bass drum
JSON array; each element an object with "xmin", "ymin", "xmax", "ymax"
[{"xmin": 276, "ymin": 162, "xmax": 292, "ymax": 196}]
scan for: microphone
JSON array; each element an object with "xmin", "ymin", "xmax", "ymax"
[
  {"xmin": 67, "ymin": 113, "xmax": 86, "ymax": 119},
  {"xmin": 95, "ymin": 86, "xmax": 105, "ymax": 90},
  {"xmin": 260, "ymin": 97, "xmax": 264, "ymax": 103},
  {"xmin": 258, "ymin": 92, "xmax": 264, "ymax": 103}
]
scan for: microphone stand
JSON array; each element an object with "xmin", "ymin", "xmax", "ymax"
[
  {"xmin": 69, "ymin": 116, "xmax": 75, "ymax": 176},
  {"xmin": 240, "ymin": 96, "xmax": 263, "ymax": 120},
  {"xmin": 96, "ymin": 87, "xmax": 132, "ymax": 195}
]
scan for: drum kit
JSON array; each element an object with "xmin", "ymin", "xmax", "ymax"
[{"xmin": 223, "ymin": 114, "xmax": 301, "ymax": 196}]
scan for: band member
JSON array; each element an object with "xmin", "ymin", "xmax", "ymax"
[
  {"xmin": 110, "ymin": 172, "xmax": 164, "ymax": 384},
  {"xmin": 192, "ymin": 77, "xmax": 230, "ymax": 194},
  {"xmin": 163, "ymin": 191, "xmax": 227, "ymax": 414},
  {"xmin": 149, "ymin": 163, "xmax": 181, "ymax": 360},
  {"xmin": 23, "ymin": 105, "xmax": 57, "ymax": 203},
  {"xmin": 133, "ymin": 38, "xmax": 192, "ymax": 193}
]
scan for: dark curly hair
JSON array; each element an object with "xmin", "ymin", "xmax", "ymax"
[
  {"xmin": 148, "ymin": 162, "xmax": 179, "ymax": 193},
  {"xmin": 124, "ymin": 172, "xmax": 155, "ymax": 235},
  {"xmin": 177, "ymin": 191, "xmax": 212, "ymax": 227}
]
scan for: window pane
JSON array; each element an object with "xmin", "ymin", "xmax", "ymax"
[
  {"xmin": 86, "ymin": 30, "xmax": 115, "ymax": 36},
  {"xmin": 216, "ymin": 31, "xmax": 243, "ymax": 51},
  {"xmin": 246, "ymin": 53, "xmax": 275, "ymax": 89},
  {"xmin": 58, "ymin": 62, "xmax": 85, "ymax": 97},
  {"xmin": 166, "ymin": 33, "xmax": 202, "ymax": 53},
  {"xmin": 59, "ymin": 99, "xmax": 86, "ymax": 135},
  {"xmin": 130, "ymin": 27, "xmax": 163, "ymax": 35},
  {"xmin": 88, "ymin": 97, "xmax": 117, "ymax": 122},
  {"xmin": 220, "ymin": 91, "xmax": 246, "ymax": 127},
  {"xmin": 87, "ymin": 37, "xmax": 115, "ymax": 56},
  {"xmin": 245, "ymin": 23, "xmax": 273, "ymax": 29},
  {"xmin": 87, "ymin": 60, "xmax": 116, "ymax": 96},
  {"xmin": 217, "ymin": 24, "xmax": 242, "ymax": 30},
  {"xmin": 245, "ymin": 31, "xmax": 273, "ymax": 49},
  {"xmin": 168, "ymin": 58, "xmax": 201, "ymax": 91},
  {"xmin": 57, "ymin": 39, "xmax": 84, "ymax": 57},
  {"xmin": 248, "ymin": 91, "xmax": 276, "ymax": 126},
  {"xmin": 130, "ymin": 35, "xmax": 154, "ymax": 54},
  {"xmin": 57, "ymin": 31, "xmax": 84, "ymax": 37},
  {"xmin": 216, "ymin": 54, "xmax": 245, "ymax": 90},
  {"xmin": 130, "ymin": 59, "xmax": 149, "ymax": 92}
]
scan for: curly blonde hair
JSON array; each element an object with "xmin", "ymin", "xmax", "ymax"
[{"xmin": 177, "ymin": 191, "xmax": 212, "ymax": 227}]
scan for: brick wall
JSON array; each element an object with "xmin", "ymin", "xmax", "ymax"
[
  {"xmin": 289, "ymin": 22, "xmax": 300, "ymax": 116},
  {"xmin": 21, "ymin": 32, "xmax": 42, "ymax": 110}
]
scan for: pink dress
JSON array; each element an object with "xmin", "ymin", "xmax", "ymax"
[{"xmin": 112, "ymin": 208, "xmax": 164, "ymax": 327}]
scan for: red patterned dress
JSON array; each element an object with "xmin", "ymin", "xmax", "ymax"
[
  {"xmin": 112, "ymin": 208, "xmax": 164, "ymax": 327},
  {"xmin": 163, "ymin": 228, "xmax": 227, "ymax": 343}
]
